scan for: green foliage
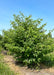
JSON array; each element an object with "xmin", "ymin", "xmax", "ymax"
[
  {"xmin": 0, "ymin": 35, "xmax": 3, "ymax": 52},
  {"xmin": 2, "ymin": 12, "xmax": 54, "ymax": 68},
  {"xmin": 42, "ymin": 52, "xmax": 54, "ymax": 66},
  {"xmin": 0, "ymin": 35, "xmax": 3, "ymax": 45}
]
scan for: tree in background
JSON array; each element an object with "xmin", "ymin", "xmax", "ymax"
[{"xmin": 0, "ymin": 35, "xmax": 3, "ymax": 52}]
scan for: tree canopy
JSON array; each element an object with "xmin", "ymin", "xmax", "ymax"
[{"xmin": 2, "ymin": 12, "xmax": 54, "ymax": 68}]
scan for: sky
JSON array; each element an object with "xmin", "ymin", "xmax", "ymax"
[{"xmin": 0, "ymin": 0, "xmax": 54, "ymax": 37}]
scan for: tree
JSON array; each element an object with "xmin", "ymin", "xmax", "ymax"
[
  {"xmin": 3, "ymin": 12, "xmax": 54, "ymax": 68},
  {"xmin": 0, "ymin": 35, "xmax": 3, "ymax": 52}
]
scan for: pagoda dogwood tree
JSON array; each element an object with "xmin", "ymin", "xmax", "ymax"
[{"xmin": 3, "ymin": 12, "xmax": 54, "ymax": 68}]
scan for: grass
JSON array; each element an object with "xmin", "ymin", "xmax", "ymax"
[{"xmin": 0, "ymin": 54, "xmax": 15, "ymax": 75}]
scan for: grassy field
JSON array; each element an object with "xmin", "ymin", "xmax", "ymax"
[{"xmin": 0, "ymin": 54, "xmax": 15, "ymax": 75}]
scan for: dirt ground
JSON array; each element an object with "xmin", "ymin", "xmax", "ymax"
[{"xmin": 2, "ymin": 51, "xmax": 54, "ymax": 75}]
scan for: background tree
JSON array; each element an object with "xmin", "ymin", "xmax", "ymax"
[{"xmin": 0, "ymin": 34, "xmax": 3, "ymax": 52}]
